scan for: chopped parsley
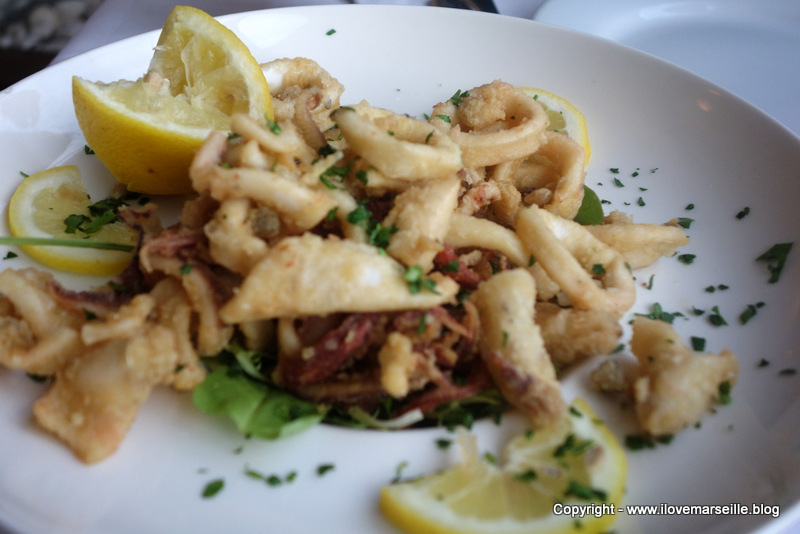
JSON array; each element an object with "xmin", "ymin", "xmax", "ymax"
[
  {"xmin": 707, "ymin": 305, "xmax": 728, "ymax": 326},
  {"xmin": 718, "ymin": 381, "xmax": 732, "ymax": 404},
  {"xmin": 2, "ymin": 251, "xmax": 18, "ymax": 260},
  {"xmin": 739, "ymin": 302, "xmax": 765, "ymax": 325},
  {"xmin": 326, "ymin": 28, "xmax": 336, "ymax": 36},
  {"xmin": 677, "ymin": 253, "xmax": 696, "ymax": 265},
  {"xmin": 317, "ymin": 464, "xmax": 335, "ymax": 476},
  {"xmin": 565, "ymin": 480, "xmax": 607, "ymax": 501},
  {"xmin": 676, "ymin": 217, "xmax": 694, "ymax": 229},
  {"xmin": 690, "ymin": 336, "xmax": 706, "ymax": 352},
  {"xmin": 450, "ymin": 89, "xmax": 469, "ymax": 106},
  {"xmin": 735, "ymin": 206, "xmax": 751, "ymax": 220},
  {"xmin": 756, "ymin": 242, "xmax": 793, "ymax": 283},
  {"xmin": 201, "ymin": 479, "xmax": 224, "ymax": 498},
  {"xmin": 403, "ymin": 265, "xmax": 439, "ymax": 294},
  {"xmin": 83, "ymin": 144, "xmax": 95, "ymax": 155}
]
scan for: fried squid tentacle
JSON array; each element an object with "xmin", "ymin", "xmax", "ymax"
[{"xmin": 470, "ymin": 268, "xmax": 566, "ymax": 427}]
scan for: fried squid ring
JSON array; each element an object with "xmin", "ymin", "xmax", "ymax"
[
  {"xmin": 191, "ymin": 131, "xmax": 337, "ymax": 233},
  {"xmin": 519, "ymin": 131, "xmax": 586, "ymax": 220},
  {"xmin": 333, "ymin": 103, "xmax": 462, "ymax": 180},
  {"xmin": 430, "ymin": 80, "xmax": 548, "ymax": 168},
  {"xmin": 515, "ymin": 205, "xmax": 636, "ymax": 318},
  {"xmin": 444, "ymin": 213, "xmax": 561, "ymax": 300},
  {"xmin": 385, "ymin": 176, "xmax": 460, "ymax": 271},
  {"xmin": 262, "ymin": 57, "xmax": 344, "ymax": 131}
]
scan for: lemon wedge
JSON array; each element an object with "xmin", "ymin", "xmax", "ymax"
[
  {"xmin": 72, "ymin": 5, "xmax": 272, "ymax": 195},
  {"xmin": 380, "ymin": 398, "xmax": 626, "ymax": 534},
  {"xmin": 6, "ymin": 165, "xmax": 137, "ymax": 275},
  {"xmin": 520, "ymin": 87, "xmax": 591, "ymax": 164}
]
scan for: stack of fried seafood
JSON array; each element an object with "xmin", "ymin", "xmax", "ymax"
[{"xmin": 0, "ymin": 58, "xmax": 737, "ymax": 463}]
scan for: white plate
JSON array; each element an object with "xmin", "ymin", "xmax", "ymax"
[
  {"xmin": 2, "ymin": 5, "xmax": 800, "ymax": 533},
  {"xmin": 534, "ymin": 0, "xmax": 800, "ymax": 136}
]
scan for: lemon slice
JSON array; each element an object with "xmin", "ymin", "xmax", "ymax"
[
  {"xmin": 380, "ymin": 398, "xmax": 626, "ymax": 534},
  {"xmin": 7, "ymin": 165, "xmax": 137, "ymax": 275},
  {"xmin": 520, "ymin": 87, "xmax": 591, "ymax": 164},
  {"xmin": 72, "ymin": 5, "xmax": 272, "ymax": 195}
]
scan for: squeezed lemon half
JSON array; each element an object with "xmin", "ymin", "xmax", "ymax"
[{"xmin": 72, "ymin": 5, "xmax": 273, "ymax": 195}]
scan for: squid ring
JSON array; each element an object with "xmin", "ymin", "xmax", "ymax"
[
  {"xmin": 430, "ymin": 80, "xmax": 548, "ymax": 168},
  {"xmin": 515, "ymin": 205, "xmax": 636, "ymax": 318},
  {"xmin": 333, "ymin": 103, "xmax": 462, "ymax": 180}
]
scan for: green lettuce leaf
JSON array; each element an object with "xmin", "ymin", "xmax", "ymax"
[{"xmin": 193, "ymin": 364, "xmax": 327, "ymax": 440}]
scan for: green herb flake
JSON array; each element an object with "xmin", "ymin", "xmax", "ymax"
[
  {"xmin": 443, "ymin": 259, "xmax": 460, "ymax": 273},
  {"xmin": 317, "ymin": 464, "xmax": 335, "ymax": 476},
  {"xmin": 718, "ymin": 381, "xmax": 732, "ymax": 405},
  {"xmin": 514, "ymin": 469, "xmax": 538, "ymax": 482},
  {"xmin": 676, "ymin": 218, "xmax": 694, "ymax": 229},
  {"xmin": 708, "ymin": 306, "xmax": 728, "ymax": 326},
  {"xmin": 779, "ymin": 368, "xmax": 797, "ymax": 377},
  {"xmin": 265, "ymin": 119, "xmax": 281, "ymax": 135},
  {"xmin": 690, "ymin": 336, "xmax": 706, "ymax": 352},
  {"xmin": 435, "ymin": 438, "xmax": 452, "ymax": 450},
  {"xmin": 592, "ymin": 263, "xmax": 606, "ymax": 275},
  {"xmin": 83, "ymin": 145, "xmax": 95, "ymax": 155},
  {"xmin": 739, "ymin": 302, "xmax": 765, "ymax": 325},
  {"xmin": 612, "ymin": 177, "xmax": 624, "ymax": 187},
  {"xmin": 3, "ymin": 251, "xmax": 18, "ymax": 260},
  {"xmin": 450, "ymin": 89, "xmax": 469, "ymax": 106},
  {"xmin": 436, "ymin": 114, "xmax": 451, "ymax": 123},
  {"xmin": 677, "ymin": 254, "xmax": 696, "ymax": 265},
  {"xmin": 685, "ymin": 203, "xmax": 695, "ymax": 210},
  {"xmin": 404, "ymin": 265, "xmax": 439, "ymax": 295},
  {"xmin": 756, "ymin": 242, "xmax": 793, "ymax": 283},
  {"xmin": 180, "ymin": 263, "xmax": 193, "ymax": 275},
  {"xmin": 326, "ymin": 28, "xmax": 336, "ymax": 36},
  {"xmin": 758, "ymin": 358, "xmax": 770, "ymax": 368},
  {"xmin": 735, "ymin": 207, "xmax": 751, "ymax": 220},
  {"xmin": 202, "ymin": 479, "xmax": 224, "ymax": 498},
  {"xmin": 565, "ymin": 480, "xmax": 607, "ymax": 501}
]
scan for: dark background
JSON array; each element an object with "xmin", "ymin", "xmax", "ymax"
[{"xmin": 1, "ymin": 0, "xmax": 98, "ymax": 89}]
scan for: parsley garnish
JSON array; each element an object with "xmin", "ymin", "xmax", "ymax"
[
  {"xmin": 404, "ymin": 265, "xmax": 439, "ymax": 294},
  {"xmin": 690, "ymin": 336, "xmax": 706, "ymax": 352},
  {"xmin": 756, "ymin": 242, "xmax": 793, "ymax": 283},
  {"xmin": 677, "ymin": 254, "xmax": 696, "ymax": 265},
  {"xmin": 317, "ymin": 464, "xmax": 335, "ymax": 476},
  {"xmin": 450, "ymin": 89, "xmax": 469, "ymax": 106},
  {"xmin": 735, "ymin": 207, "xmax": 751, "ymax": 220},
  {"xmin": 676, "ymin": 218, "xmax": 694, "ymax": 229},
  {"xmin": 202, "ymin": 479, "xmax": 224, "ymax": 498},
  {"xmin": 326, "ymin": 28, "xmax": 336, "ymax": 36},
  {"xmin": 718, "ymin": 381, "xmax": 732, "ymax": 404},
  {"xmin": 707, "ymin": 305, "xmax": 728, "ymax": 326},
  {"xmin": 739, "ymin": 302, "xmax": 764, "ymax": 325},
  {"xmin": 565, "ymin": 480, "xmax": 607, "ymax": 501}
]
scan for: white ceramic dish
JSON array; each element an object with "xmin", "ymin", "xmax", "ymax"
[
  {"xmin": 534, "ymin": 0, "xmax": 800, "ymax": 137},
  {"xmin": 2, "ymin": 5, "xmax": 800, "ymax": 533}
]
